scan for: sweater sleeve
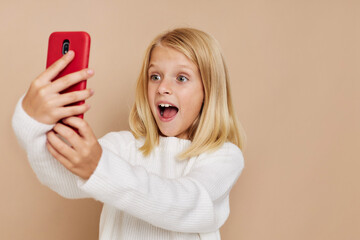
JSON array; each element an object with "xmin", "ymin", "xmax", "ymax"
[
  {"xmin": 78, "ymin": 138, "xmax": 244, "ymax": 233},
  {"xmin": 12, "ymin": 96, "xmax": 89, "ymax": 199}
]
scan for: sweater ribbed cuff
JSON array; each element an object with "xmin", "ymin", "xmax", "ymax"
[{"xmin": 12, "ymin": 95, "xmax": 55, "ymax": 149}]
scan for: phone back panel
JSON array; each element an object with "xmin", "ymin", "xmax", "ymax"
[{"xmin": 47, "ymin": 31, "xmax": 91, "ymax": 118}]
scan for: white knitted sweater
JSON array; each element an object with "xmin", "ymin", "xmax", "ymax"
[{"xmin": 12, "ymin": 97, "xmax": 244, "ymax": 240}]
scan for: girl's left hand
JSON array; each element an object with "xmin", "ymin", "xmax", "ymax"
[{"xmin": 46, "ymin": 117, "xmax": 102, "ymax": 180}]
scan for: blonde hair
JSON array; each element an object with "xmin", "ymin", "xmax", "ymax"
[{"xmin": 129, "ymin": 27, "xmax": 246, "ymax": 159}]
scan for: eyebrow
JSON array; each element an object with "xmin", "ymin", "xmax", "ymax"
[{"xmin": 148, "ymin": 63, "xmax": 195, "ymax": 71}]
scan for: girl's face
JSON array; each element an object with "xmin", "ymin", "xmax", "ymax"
[{"xmin": 147, "ymin": 45, "xmax": 204, "ymax": 139}]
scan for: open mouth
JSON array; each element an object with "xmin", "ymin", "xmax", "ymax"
[{"xmin": 158, "ymin": 104, "xmax": 179, "ymax": 119}]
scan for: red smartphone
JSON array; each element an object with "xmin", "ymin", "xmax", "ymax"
[{"xmin": 46, "ymin": 31, "xmax": 91, "ymax": 119}]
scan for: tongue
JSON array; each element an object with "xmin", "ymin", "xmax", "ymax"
[{"xmin": 163, "ymin": 107, "xmax": 178, "ymax": 118}]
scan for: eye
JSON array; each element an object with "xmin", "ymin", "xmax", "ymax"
[
  {"xmin": 150, "ymin": 74, "xmax": 161, "ymax": 81},
  {"xmin": 177, "ymin": 75, "xmax": 188, "ymax": 82}
]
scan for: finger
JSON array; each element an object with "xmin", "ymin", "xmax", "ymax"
[
  {"xmin": 54, "ymin": 103, "xmax": 91, "ymax": 120},
  {"xmin": 37, "ymin": 50, "xmax": 75, "ymax": 85},
  {"xmin": 56, "ymin": 88, "xmax": 94, "ymax": 107},
  {"xmin": 46, "ymin": 130, "xmax": 77, "ymax": 162},
  {"xmin": 46, "ymin": 138, "xmax": 73, "ymax": 169},
  {"xmin": 50, "ymin": 68, "xmax": 94, "ymax": 93},
  {"xmin": 53, "ymin": 122, "xmax": 83, "ymax": 150},
  {"xmin": 62, "ymin": 117, "xmax": 95, "ymax": 140}
]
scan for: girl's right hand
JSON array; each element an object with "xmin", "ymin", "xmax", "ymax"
[{"xmin": 22, "ymin": 50, "xmax": 95, "ymax": 125}]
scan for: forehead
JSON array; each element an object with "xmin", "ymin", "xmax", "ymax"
[{"xmin": 149, "ymin": 45, "xmax": 197, "ymax": 71}]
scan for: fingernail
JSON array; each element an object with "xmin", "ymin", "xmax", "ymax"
[
  {"xmin": 66, "ymin": 50, "xmax": 74, "ymax": 58},
  {"xmin": 87, "ymin": 69, "xmax": 94, "ymax": 75},
  {"xmin": 90, "ymin": 89, "xmax": 95, "ymax": 95}
]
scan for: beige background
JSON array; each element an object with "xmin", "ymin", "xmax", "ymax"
[{"xmin": 1, "ymin": 0, "xmax": 359, "ymax": 239}]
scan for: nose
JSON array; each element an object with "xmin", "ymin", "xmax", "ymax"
[{"xmin": 157, "ymin": 77, "xmax": 172, "ymax": 95}]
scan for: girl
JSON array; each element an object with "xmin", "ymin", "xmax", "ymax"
[{"xmin": 12, "ymin": 28, "xmax": 245, "ymax": 240}]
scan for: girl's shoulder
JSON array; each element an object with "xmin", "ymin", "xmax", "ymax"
[
  {"xmin": 98, "ymin": 131, "xmax": 141, "ymax": 152},
  {"xmin": 201, "ymin": 142, "xmax": 243, "ymax": 158},
  {"xmin": 100, "ymin": 130, "xmax": 136, "ymax": 143},
  {"xmin": 194, "ymin": 142, "xmax": 244, "ymax": 169}
]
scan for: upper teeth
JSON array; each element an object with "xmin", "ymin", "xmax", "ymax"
[{"xmin": 159, "ymin": 104, "xmax": 172, "ymax": 107}]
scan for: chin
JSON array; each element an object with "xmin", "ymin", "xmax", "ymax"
[
  {"xmin": 158, "ymin": 128, "xmax": 181, "ymax": 138},
  {"xmin": 159, "ymin": 130, "xmax": 176, "ymax": 137}
]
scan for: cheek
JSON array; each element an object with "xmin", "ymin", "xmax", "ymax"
[
  {"xmin": 147, "ymin": 86, "xmax": 156, "ymax": 115},
  {"xmin": 183, "ymin": 95, "xmax": 204, "ymax": 120},
  {"xmin": 147, "ymin": 84, "xmax": 155, "ymax": 103}
]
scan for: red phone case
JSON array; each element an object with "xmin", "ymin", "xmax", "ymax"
[{"xmin": 46, "ymin": 31, "xmax": 91, "ymax": 119}]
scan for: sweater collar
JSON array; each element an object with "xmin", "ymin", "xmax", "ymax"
[{"xmin": 158, "ymin": 136, "xmax": 191, "ymax": 149}]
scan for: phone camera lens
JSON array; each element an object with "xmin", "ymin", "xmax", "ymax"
[{"xmin": 62, "ymin": 40, "xmax": 70, "ymax": 55}]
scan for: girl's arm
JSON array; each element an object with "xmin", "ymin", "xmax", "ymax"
[
  {"xmin": 82, "ymin": 141, "xmax": 243, "ymax": 233},
  {"xmin": 12, "ymin": 97, "xmax": 89, "ymax": 198},
  {"xmin": 12, "ymin": 51, "xmax": 94, "ymax": 198}
]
